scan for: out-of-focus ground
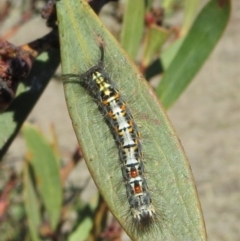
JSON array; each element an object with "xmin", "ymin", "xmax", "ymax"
[{"xmin": 1, "ymin": 1, "xmax": 240, "ymax": 241}]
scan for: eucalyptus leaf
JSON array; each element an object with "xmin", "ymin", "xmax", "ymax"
[
  {"xmin": 23, "ymin": 162, "xmax": 42, "ymax": 241},
  {"xmin": 157, "ymin": 0, "xmax": 231, "ymax": 109},
  {"xmin": 120, "ymin": 0, "xmax": 145, "ymax": 60},
  {"xmin": 23, "ymin": 124, "xmax": 62, "ymax": 231},
  {"xmin": 56, "ymin": 1, "xmax": 206, "ymax": 240}
]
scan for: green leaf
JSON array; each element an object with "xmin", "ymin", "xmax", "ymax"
[
  {"xmin": 161, "ymin": 37, "xmax": 185, "ymax": 70},
  {"xmin": 0, "ymin": 49, "xmax": 60, "ymax": 160},
  {"xmin": 156, "ymin": 0, "xmax": 231, "ymax": 109},
  {"xmin": 22, "ymin": 124, "xmax": 62, "ymax": 231},
  {"xmin": 120, "ymin": 0, "xmax": 145, "ymax": 59},
  {"xmin": 68, "ymin": 194, "xmax": 100, "ymax": 241},
  {"xmin": 182, "ymin": 0, "xmax": 200, "ymax": 34},
  {"xmin": 23, "ymin": 161, "xmax": 42, "ymax": 241},
  {"xmin": 142, "ymin": 26, "xmax": 171, "ymax": 67},
  {"xmin": 57, "ymin": 1, "xmax": 206, "ymax": 240},
  {"xmin": 68, "ymin": 217, "xmax": 92, "ymax": 241},
  {"xmin": 145, "ymin": 36, "xmax": 184, "ymax": 80}
]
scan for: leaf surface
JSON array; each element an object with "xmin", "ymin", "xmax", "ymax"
[
  {"xmin": 120, "ymin": 0, "xmax": 145, "ymax": 59},
  {"xmin": 157, "ymin": 0, "xmax": 231, "ymax": 109},
  {"xmin": 23, "ymin": 124, "xmax": 62, "ymax": 231},
  {"xmin": 23, "ymin": 161, "xmax": 42, "ymax": 241},
  {"xmin": 56, "ymin": 1, "xmax": 206, "ymax": 240}
]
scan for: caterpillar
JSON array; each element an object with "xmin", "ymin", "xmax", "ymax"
[{"xmin": 75, "ymin": 43, "xmax": 156, "ymax": 227}]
